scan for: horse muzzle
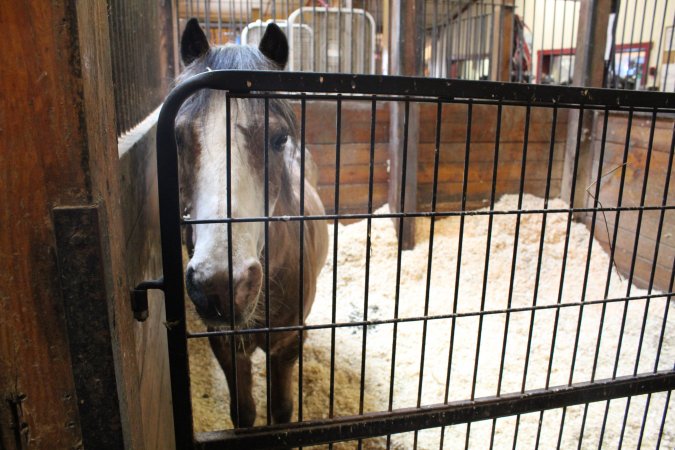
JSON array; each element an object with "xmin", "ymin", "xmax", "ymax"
[{"xmin": 185, "ymin": 259, "xmax": 263, "ymax": 326}]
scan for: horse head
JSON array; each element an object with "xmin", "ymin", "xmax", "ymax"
[{"xmin": 175, "ymin": 19, "xmax": 297, "ymax": 327}]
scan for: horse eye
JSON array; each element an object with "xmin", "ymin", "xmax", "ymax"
[{"xmin": 271, "ymin": 133, "xmax": 288, "ymax": 152}]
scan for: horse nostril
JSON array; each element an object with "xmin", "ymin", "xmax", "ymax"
[{"xmin": 185, "ymin": 267, "xmax": 209, "ymax": 310}]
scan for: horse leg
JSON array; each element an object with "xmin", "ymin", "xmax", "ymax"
[
  {"xmin": 270, "ymin": 332, "xmax": 302, "ymax": 424},
  {"xmin": 209, "ymin": 335, "xmax": 257, "ymax": 428}
]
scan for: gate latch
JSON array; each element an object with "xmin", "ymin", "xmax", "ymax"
[{"xmin": 130, "ymin": 278, "xmax": 164, "ymax": 322}]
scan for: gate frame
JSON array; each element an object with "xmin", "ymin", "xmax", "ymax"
[{"xmin": 153, "ymin": 70, "xmax": 675, "ymax": 449}]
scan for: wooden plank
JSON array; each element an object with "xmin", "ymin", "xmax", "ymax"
[
  {"xmin": 300, "ymin": 101, "xmax": 390, "ymax": 145},
  {"xmin": 418, "ymin": 105, "xmax": 569, "ymax": 144},
  {"xmin": 592, "ymin": 146, "xmax": 675, "ymax": 212},
  {"xmin": 0, "ymin": 3, "xmax": 92, "ymax": 448},
  {"xmin": 418, "ymin": 142, "xmax": 566, "ymax": 164},
  {"xmin": 75, "ymin": 0, "xmax": 150, "ymax": 447},
  {"xmin": 590, "ymin": 218, "xmax": 675, "ymax": 273},
  {"xmin": 311, "ymin": 143, "xmax": 389, "ymax": 166},
  {"xmin": 317, "ymin": 183, "xmax": 389, "ymax": 214},
  {"xmin": 317, "ymin": 164, "xmax": 389, "ymax": 186},
  {"xmin": 119, "ymin": 126, "xmax": 175, "ymax": 450},
  {"xmin": 417, "ymin": 159, "xmax": 565, "ymax": 187},
  {"xmin": 603, "ymin": 112, "xmax": 674, "ymax": 154},
  {"xmin": 593, "ymin": 236, "xmax": 673, "ymax": 291}
]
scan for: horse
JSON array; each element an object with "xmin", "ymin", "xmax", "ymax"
[{"xmin": 175, "ymin": 18, "xmax": 328, "ymax": 428}]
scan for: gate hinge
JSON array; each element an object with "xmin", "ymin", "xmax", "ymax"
[{"xmin": 130, "ymin": 278, "xmax": 164, "ymax": 322}]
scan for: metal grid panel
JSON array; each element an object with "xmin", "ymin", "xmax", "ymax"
[{"xmin": 153, "ymin": 71, "xmax": 675, "ymax": 449}]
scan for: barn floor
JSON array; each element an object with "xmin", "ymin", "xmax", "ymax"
[{"xmin": 188, "ymin": 193, "xmax": 674, "ymax": 449}]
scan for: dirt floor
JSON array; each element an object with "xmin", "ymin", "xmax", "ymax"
[{"xmin": 188, "ymin": 193, "xmax": 674, "ymax": 449}]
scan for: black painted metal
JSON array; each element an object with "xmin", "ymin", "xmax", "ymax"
[
  {"xmin": 194, "ymin": 372, "xmax": 675, "ymax": 450},
  {"xmin": 151, "ymin": 71, "xmax": 675, "ymax": 449}
]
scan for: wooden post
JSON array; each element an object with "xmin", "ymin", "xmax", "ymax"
[
  {"xmin": 491, "ymin": 0, "xmax": 515, "ymax": 82},
  {"xmin": 561, "ymin": 0, "xmax": 611, "ymax": 214},
  {"xmin": 388, "ymin": 0, "xmax": 424, "ymax": 249}
]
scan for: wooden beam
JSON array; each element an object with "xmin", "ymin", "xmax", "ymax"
[
  {"xmin": 491, "ymin": 0, "xmax": 515, "ymax": 81},
  {"xmin": 388, "ymin": 0, "xmax": 424, "ymax": 249},
  {"xmin": 561, "ymin": 0, "xmax": 612, "ymax": 214}
]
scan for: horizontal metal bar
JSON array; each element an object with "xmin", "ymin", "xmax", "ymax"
[
  {"xmin": 166, "ymin": 71, "xmax": 675, "ymax": 110},
  {"xmin": 182, "ymin": 204, "xmax": 675, "ymax": 225},
  {"xmin": 194, "ymin": 371, "xmax": 675, "ymax": 450},
  {"xmin": 230, "ymin": 92, "xmax": 675, "ymax": 114},
  {"xmin": 187, "ymin": 291, "xmax": 672, "ymax": 339}
]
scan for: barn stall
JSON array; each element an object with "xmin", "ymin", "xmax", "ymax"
[{"xmin": 1, "ymin": 1, "xmax": 674, "ymax": 450}]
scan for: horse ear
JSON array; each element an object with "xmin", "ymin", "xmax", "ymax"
[
  {"xmin": 181, "ymin": 18, "xmax": 209, "ymax": 65},
  {"xmin": 258, "ymin": 23, "xmax": 288, "ymax": 69}
]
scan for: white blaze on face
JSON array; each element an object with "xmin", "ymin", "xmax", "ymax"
[{"xmin": 187, "ymin": 99, "xmax": 265, "ymax": 286}]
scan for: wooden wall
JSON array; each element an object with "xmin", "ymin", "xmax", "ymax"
[
  {"xmin": 306, "ymin": 101, "xmax": 567, "ymax": 215},
  {"xmin": 0, "ymin": 2, "xmax": 146, "ymax": 449},
  {"xmin": 304, "ymin": 101, "xmax": 391, "ymax": 215},
  {"xmin": 586, "ymin": 111, "xmax": 674, "ymax": 291},
  {"xmin": 119, "ymin": 125, "xmax": 176, "ymax": 450},
  {"xmin": 416, "ymin": 103, "xmax": 567, "ymax": 210}
]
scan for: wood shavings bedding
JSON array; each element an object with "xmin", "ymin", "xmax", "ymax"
[{"xmin": 189, "ymin": 193, "xmax": 674, "ymax": 449}]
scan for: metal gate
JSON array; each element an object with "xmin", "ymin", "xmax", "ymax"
[{"xmin": 141, "ymin": 71, "xmax": 675, "ymax": 449}]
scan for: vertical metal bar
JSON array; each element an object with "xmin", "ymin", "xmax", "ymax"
[
  {"xmin": 513, "ymin": 105, "xmax": 559, "ymax": 447},
  {"xmin": 313, "ymin": 1, "xmax": 317, "ymax": 72},
  {"xmin": 651, "ymin": 0, "xmax": 668, "ymax": 90},
  {"xmin": 297, "ymin": 96, "xmax": 306, "ymax": 424},
  {"xmin": 155, "ymin": 61, "xmax": 194, "ymax": 450},
  {"xmin": 653, "ymin": 129, "xmax": 675, "ymax": 372},
  {"xmin": 386, "ymin": 100, "xmax": 411, "ymax": 450},
  {"xmin": 558, "ymin": 0, "xmax": 567, "ymax": 84},
  {"xmin": 610, "ymin": 109, "xmax": 659, "ymax": 444},
  {"xmin": 633, "ymin": 0, "xmax": 651, "ymax": 90},
  {"xmin": 597, "ymin": 108, "xmax": 635, "ymax": 446},
  {"xmin": 356, "ymin": 97, "xmax": 378, "ymax": 450},
  {"xmin": 542, "ymin": 110, "xmax": 584, "ymax": 450},
  {"xmin": 529, "ymin": 0, "xmax": 538, "ymax": 83},
  {"xmin": 549, "ymin": 0, "xmax": 557, "ymax": 82},
  {"xmin": 618, "ymin": 0, "xmax": 633, "ymax": 88},
  {"xmin": 217, "ymin": 0, "xmax": 222, "ymax": 45},
  {"xmin": 592, "ymin": 108, "xmax": 634, "ymax": 381},
  {"xmin": 412, "ymin": 100, "xmax": 443, "ymax": 450},
  {"xmin": 664, "ymin": 13, "xmax": 675, "ymax": 92},
  {"xmin": 439, "ymin": 100, "xmax": 473, "ymax": 450},
  {"xmin": 655, "ymin": 389, "xmax": 672, "ymax": 448},
  {"xmin": 607, "ymin": 0, "xmax": 621, "ymax": 88},
  {"xmin": 490, "ymin": 104, "xmax": 532, "ymax": 449},
  {"xmin": 329, "ymin": 96, "xmax": 342, "ymax": 420},
  {"xmin": 337, "ymin": 6, "xmax": 342, "ymax": 72},
  {"xmin": 540, "ymin": 0, "xmax": 548, "ymax": 82},
  {"xmin": 614, "ymin": 109, "xmax": 658, "ymax": 375},
  {"xmin": 471, "ymin": 101, "xmax": 503, "ymax": 400},
  {"xmin": 264, "ymin": 97, "xmax": 272, "ymax": 426},
  {"xmin": 570, "ymin": 107, "xmax": 611, "ymax": 450},
  {"xmin": 350, "ymin": 3, "xmax": 355, "ymax": 73},
  {"xmin": 204, "ymin": 0, "xmax": 210, "ymax": 42},
  {"xmin": 324, "ymin": 5, "xmax": 328, "ymax": 72},
  {"xmin": 300, "ymin": 6, "xmax": 305, "ymax": 71},
  {"xmin": 466, "ymin": 101, "xmax": 503, "ymax": 450},
  {"xmin": 225, "ymin": 94, "xmax": 240, "ymax": 426},
  {"xmin": 567, "ymin": 0, "xmax": 578, "ymax": 85},
  {"xmin": 645, "ymin": 0, "xmax": 660, "ymax": 90},
  {"xmin": 431, "ymin": 0, "xmax": 438, "ymax": 77},
  {"xmin": 634, "ymin": 122, "xmax": 673, "ymax": 377}
]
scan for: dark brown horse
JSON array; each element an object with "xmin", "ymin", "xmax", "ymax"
[{"xmin": 176, "ymin": 19, "xmax": 328, "ymax": 427}]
